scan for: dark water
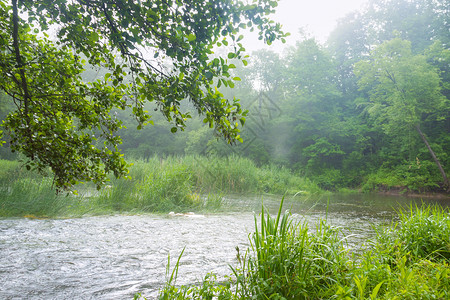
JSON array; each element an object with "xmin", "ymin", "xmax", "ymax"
[{"xmin": 0, "ymin": 193, "xmax": 448, "ymax": 299}]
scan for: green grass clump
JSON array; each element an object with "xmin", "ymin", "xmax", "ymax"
[
  {"xmin": 0, "ymin": 160, "xmax": 87, "ymax": 217},
  {"xmin": 92, "ymin": 160, "xmax": 197, "ymax": 213},
  {"xmin": 374, "ymin": 204, "xmax": 450, "ymax": 263},
  {"xmin": 148, "ymin": 201, "xmax": 450, "ymax": 300},
  {"xmin": 0, "ymin": 155, "xmax": 322, "ymax": 217},
  {"xmin": 0, "ymin": 177, "xmax": 64, "ymax": 217},
  {"xmin": 238, "ymin": 197, "xmax": 349, "ymax": 299}
]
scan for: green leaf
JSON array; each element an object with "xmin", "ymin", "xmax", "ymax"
[
  {"xmin": 1, "ymin": 0, "xmax": 286, "ymax": 191},
  {"xmin": 89, "ymin": 31, "xmax": 99, "ymax": 42},
  {"xmin": 205, "ymin": 71, "xmax": 213, "ymax": 80},
  {"xmin": 370, "ymin": 281, "xmax": 385, "ymax": 300},
  {"xmin": 187, "ymin": 33, "xmax": 196, "ymax": 42}
]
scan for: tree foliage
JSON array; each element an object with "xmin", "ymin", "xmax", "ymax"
[
  {"xmin": 355, "ymin": 38, "xmax": 449, "ymax": 188},
  {"xmin": 1, "ymin": 0, "xmax": 448, "ymax": 192},
  {"xmin": 355, "ymin": 39, "xmax": 447, "ymax": 133},
  {"xmin": 0, "ymin": 0, "xmax": 286, "ymax": 190}
]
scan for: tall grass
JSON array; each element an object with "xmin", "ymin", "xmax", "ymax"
[
  {"xmin": 233, "ymin": 196, "xmax": 350, "ymax": 299},
  {"xmin": 92, "ymin": 160, "xmax": 197, "ymax": 212},
  {"xmin": 0, "ymin": 160, "xmax": 86, "ymax": 217},
  {"xmin": 150, "ymin": 201, "xmax": 450, "ymax": 300},
  {"xmin": 0, "ymin": 156, "xmax": 321, "ymax": 217},
  {"xmin": 374, "ymin": 203, "xmax": 450, "ymax": 264},
  {"xmin": 177, "ymin": 155, "xmax": 321, "ymax": 195}
]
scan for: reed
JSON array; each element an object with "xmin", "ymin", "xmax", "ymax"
[
  {"xmin": 244, "ymin": 196, "xmax": 316, "ymax": 298},
  {"xmin": 183, "ymin": 155, "xmax": 321, "ymax": 195},
  {"xmin": 92, "ymin": 160, "xmax": 197, "ymax": 213},
  {"xmin": 74, "ymin": 155, "xmax": 323, "ymax": 214}
]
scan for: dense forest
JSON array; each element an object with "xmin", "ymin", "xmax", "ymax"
[{"xmin": 0, "ymin": 0, "xmax": 449, "ymax": 193}]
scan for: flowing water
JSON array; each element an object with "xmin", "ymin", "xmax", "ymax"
[{"xmin": 0, "ymin": 193, "xmax": 448, "ymax": 299}]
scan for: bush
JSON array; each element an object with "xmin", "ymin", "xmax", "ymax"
[{"xmin": 361, "ymin": 160, "xmax": 443, "ymax": 192}]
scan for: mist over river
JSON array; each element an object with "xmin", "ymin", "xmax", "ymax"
[{"xmin": 1, "ymin": 194, "xmax": 448, "ymax": 299}]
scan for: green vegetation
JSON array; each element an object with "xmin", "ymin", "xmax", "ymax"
[
  {"xmin": 0, "ymin": 0, "xmax": 449, "ymax": 193},
  {"xmin": 0, "ymin": 1, "xmax": 448, "ymax": 298},
  {"xmin": 0, "ymin": 0, "xmax": 448, "ymax": 194},
  {"xmin": 151, "ymin": 200, "xmax": 450, "ymax": 300},
  {"xmin": 361, "ymin": 161, "xmax": 444, "ymax": 193},
  {"xmin": 0, "ymin": 0, "xmax": 286, "ymax": 191},
  {"xmin": 0, "ymin": 157, "xmax": 321, "ymax": 217},
  {"xmin": 355, "ymin": 38, "xmax": 449, "ymax": 188},
  {"xmin": 118, "ymin": 0, "xmax": 448, "ymax": 193}
]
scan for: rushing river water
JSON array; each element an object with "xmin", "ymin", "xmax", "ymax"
[{"xmin": 0, "ymin": 193, "xmax": 448, "ymax": 299}]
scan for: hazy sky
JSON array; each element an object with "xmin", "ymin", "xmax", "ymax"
[{"xmin": 246, "ymin": 0, "xmax": 369, "ymax": 52}]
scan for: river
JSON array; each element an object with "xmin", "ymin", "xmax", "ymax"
[{"xmin": 0, "ymin": 193, "xmax": 448, "ymax": 299}]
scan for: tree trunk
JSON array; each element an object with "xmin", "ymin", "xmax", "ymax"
[{"xmin": 415, "ymin": 125, "xmax": 449, "ymax": 190}]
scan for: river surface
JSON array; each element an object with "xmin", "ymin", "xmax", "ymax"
[{"xmin": 0, "ymin": 193, "xmax": 448, "ymax": 299}]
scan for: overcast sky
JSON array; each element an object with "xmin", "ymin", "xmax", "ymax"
[{"xmin": 245, "ymin": 0, "xmax": 369, "ymax": 52}]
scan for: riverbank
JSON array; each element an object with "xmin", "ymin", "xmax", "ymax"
[
  {"xmin": 377, "ymin": 187, "xmax": 449, "ymax": 199},
  {"xmin": 360, "ymin": 166, "xmax": 448, "ymax": 194},
  {"xmin": 0, "ymin": 156, "xmax": 323, "ymax": 217},
  {"xmin": 150, "ymin": 200, "xmax": 450, "ymax": 300},
  {"xmin": 1, "ymin": 156, "xmax": 448, "ymax": 218}
]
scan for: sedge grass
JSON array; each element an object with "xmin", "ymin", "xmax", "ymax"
[
  {"xmin": 0, "ymin": 160, "xmax": 88, "ymax": 217},
  {"xmin": 0, "ymin": 156, "xmax": 322, "ymax": 217},
  {"xmin": 147, "ymin": 200, "xmax": 450, "ymax": 300},
  {"xmin": 373, "ymin": 203, "xmax": 450, "ymax": 265}
]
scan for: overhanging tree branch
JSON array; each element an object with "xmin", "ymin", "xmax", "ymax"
[{"xmin": 12, "ymin": 0, "xmax": 35, "ymax": 159}]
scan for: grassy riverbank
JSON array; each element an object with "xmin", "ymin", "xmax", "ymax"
[
  {"xmin": 0, "ymin": 156, "xmax": 322, "ymax": 217},
  {"xmin": 151, "ymin": 201, "xmax": 450, "ymax": 300}
]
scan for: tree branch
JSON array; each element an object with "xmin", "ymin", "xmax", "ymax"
[
  {"xmin": 12, "ymin": 0, "xmax": 31, "ymax": 116},
  {"xmin": 415, "ymin": 124, "xmax": 449, "ymax": 189}
]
